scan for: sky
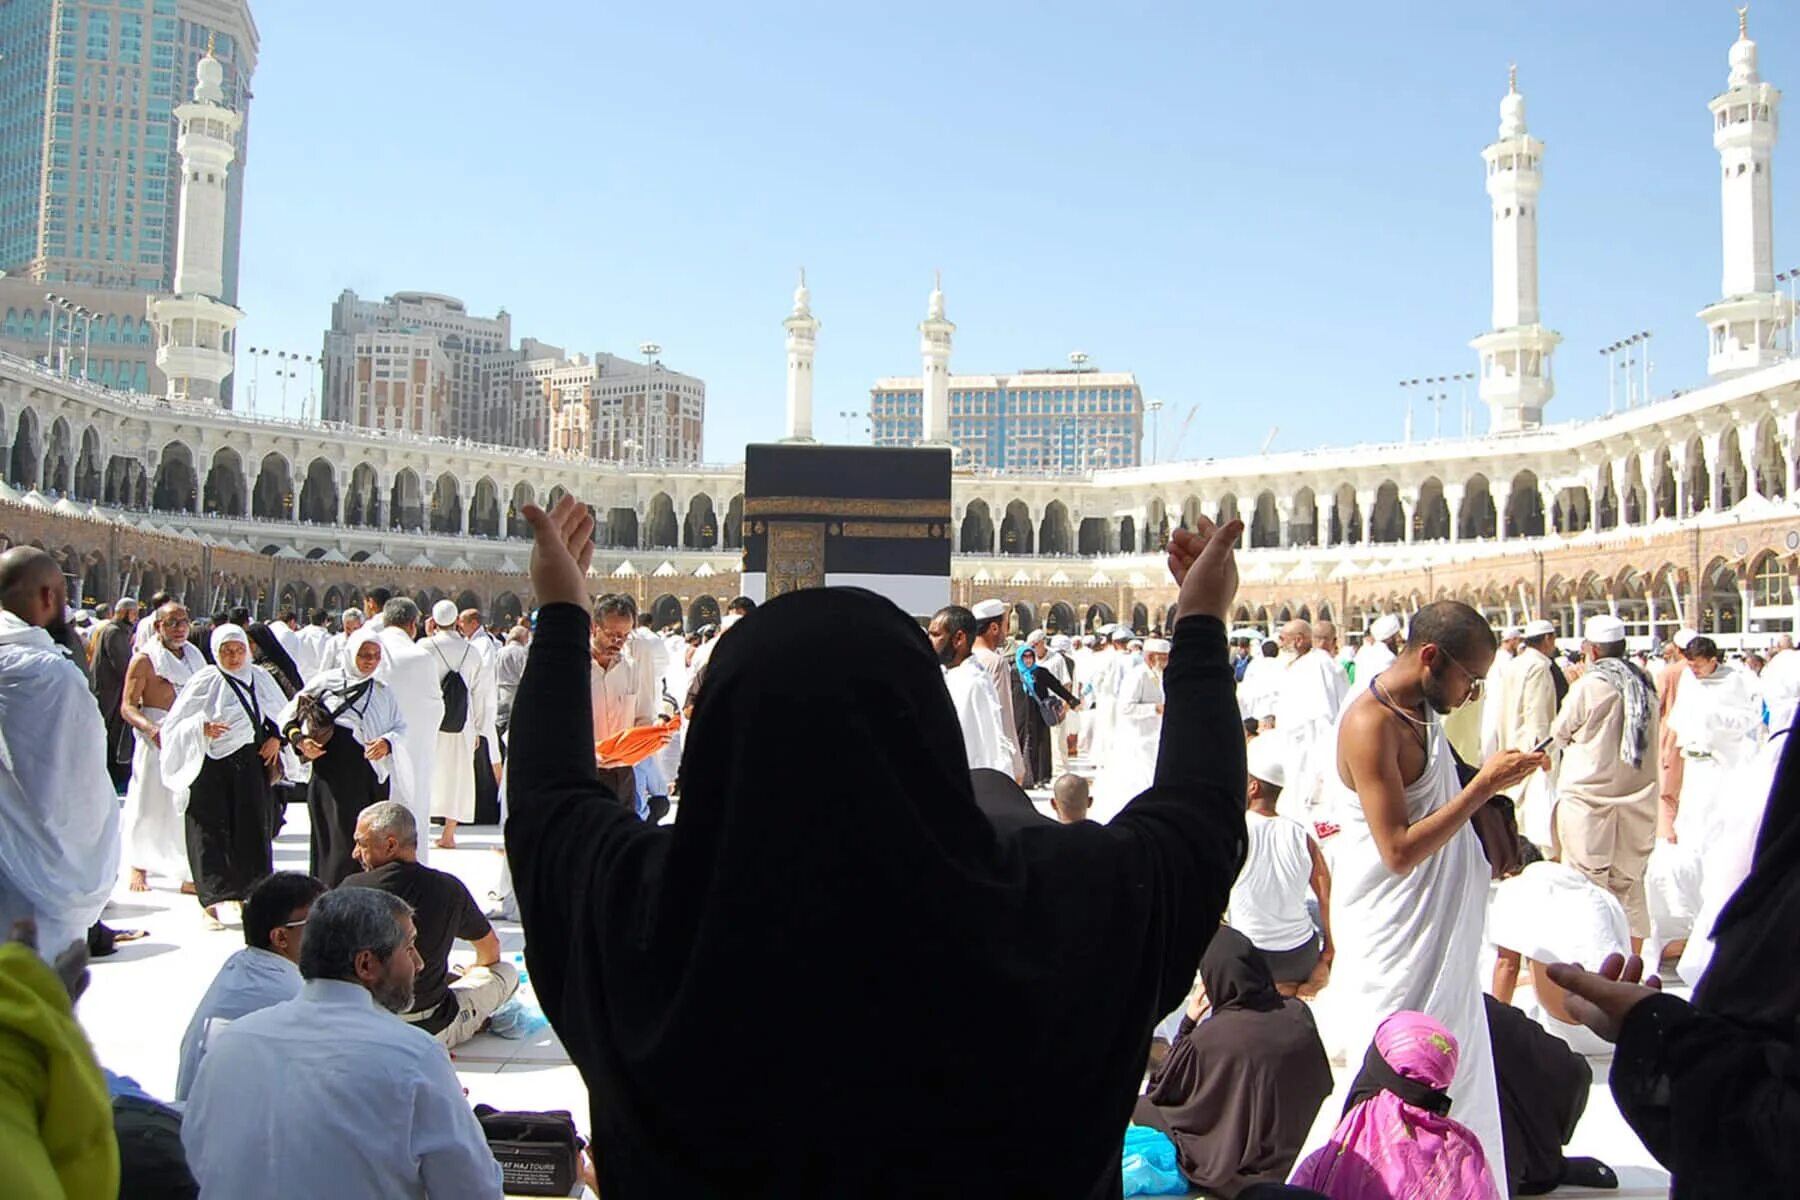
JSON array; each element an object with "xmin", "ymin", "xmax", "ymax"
[{"xmin": 228, "ymin": 1, "xmax": 1798, "ymax": 463}]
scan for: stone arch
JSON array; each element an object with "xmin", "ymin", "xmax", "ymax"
[
  {"xmin": 253, "ymin": 452, "xmax": 295, "ymax": 520},
  {"xmin": 1594, "ymin": 464, "xmax": 1619, "ymax": 531},
  {"xmin": 298, "ymin": 458, "xmax": 338, "ymax": 524},
  {"xmin": 1682, "ymin": 437, "xmax": 1710, "ymax": 515},
  {"xmin": 1248, "ymin": 491, "xmax": 1280, "ymax": 549},
  {"xmin": 73, "ymin": 426, "xmax": 101, "ymax": 500},
  {"xmin": 455, "ymin": 590, "xmax": 482, "ymax": 615},
  {"xmin": 1753, "ymin": 415, "xmax": 1789, "ymax": 499},
  {"xmin": 683, "ymin": 493, "xmax": 718, "ymax": 549},
  {"xmin": 1369, "ymin": 481, "xmax": 1404, "ymax": 544},
  {"xmin": 428, "ymin": 472, "xmax": 462, "ymax": 534},
  {"xmin": 1180, "ymin": 495, "xmax": 1205, "ymax": 531},
  {"xmin": 1749, "ymin": 551, "xmax": 1792, "ymax": 617},
  {"xmin": 1414, "ymin": 477, "xmax": 1451, "ymax": 541},
  {"xmin": 1552, "ymin": 484, "xmax": 1591, "ymax": 535},
  {"xmin": 78, "ymin": 552, "xmax": 106, "ymax": 606},
  {"xmin": 345, "ymin": 463, "xmax": 380, "ymax": 527},
  {"xmin": 723, "ymin": 495, "xmax": 744, "ymax": 550},
  {"xmin": 1038, "ymin": 499, "xmax": 1073, "ymax": 556},
  {"xmin": 469, "ymin": 477, "xmax": 502, "ymax": 538},
  {"xmin": 494, "ymin": 591, "xmax": 525, "ymax": 626},
  {"xmin": 204, "ymin": 446, "xmax": 246, "ymax": 516},
  {"xmin": 1458, "ymin": 474, "xmax": 1498, "ymax": 540},
  {"xmin": 322, "ymin": 585, "xmax": 349, "ymax": 614},
  {"xmin": 1213, "ymin": 493, "xmax": 1239, "ymax": 529},
  {"xmin": 1000, "ymin": 500, "xmax": 1034, "ymax": 555},
  {"xmin": 1718, "ymin": 428, "xmax": 1749, "ymax": 508},
  {"xmin": 1330, "ymin": 484, "xmax": 1362, "ymax": 545},
  {"xmin": 390, "ymin": 468, "xmax": 424, "ymax": 530},
  {"xmin": 1145, "ymin": 498, "xmax": 1171, "ymax": 550},
  {"xmin": 1012, "ymin": 602, "xmax": 1038, "ymax": 635},
  {"xmin": 104, "ymin": 456, "xmax": 146, "ymax": 508},
  {"xmin": 507, "ymin": 481, "xmax": 535, "ymax": 538},
  {"xmin": 1046, "ymin": 600, "xmax": 1077, "ymax": 634},
  {"xmin": 152, "ymin": 440, "xmax": 198, "ymax": 513},
  {"xmin": 1506, "ymin": 470, "xmax": 1544, "ymax": 538},
  {"xmin": 43, "ymin": 416, "xmax": 73, "ymax": 494},
  {"xmin": 1650, "ymin": 448, "xmax": 1677, "ymax": 519},
  {"xmin": 604, "ymin": 507, "xmax": 638, "ymax": 548},
  {"xmin": 644, "ymin": 493, "xmax": 678, "ymax": 548},
  {"xmin": 650, "ymin": 594, "xmax": 683, "ymax": 629},
  {"xmin": 1700, "ymin": 557, "xmax": 1741, "ymax": 634},
  {"xmin": 1076, "ymin": 516, "xmax": 1112, "ymax": 556},
  {"xmin": 1118, "ymin": 514, "xmax": 1136, "ymax": 553},
  {"xmin": 1082, "ymin": 601, "xmax": 1115, "ymax": 631},
  {"xmin": 547, "ymin": 484, "xmax": 568, "ymax": 509},
  {"xmin": 9, "ymin": 407, "xmax": 41, "ymax": 488},
  {"xmin": 1290, "ymin": 486, "xmax": 1319, "ymax": 547},
  {"xmin": 1131, "ymin": 602, "xmax": 1149, "ymax": 633},
  {"xmin": 689, "ymin": 594, "xmax": 721, "ymax": 630}
]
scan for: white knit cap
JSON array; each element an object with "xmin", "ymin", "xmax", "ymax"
[{"xmin": 432, "ymin": 599, "xmax": 459, "ymax": 627}]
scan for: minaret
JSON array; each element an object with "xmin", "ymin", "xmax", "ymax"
[
  {"xmin": 146, "ymin": 40, "xmax": 244, "ymax": 406},
  {"xmin": 782, "ymin": 269, "xmax": 819, "ymax": 442},
  {"xmin": 918, "ymin": 271, "xmax": 954, "ymax": 443},
  {"xmin": 1697, "ymin": 6, "xmax": 1786, "ymax": 378},
  {"xmin": 1469, "ymin": 66, "xmax": 1560, "ymax": 433}
]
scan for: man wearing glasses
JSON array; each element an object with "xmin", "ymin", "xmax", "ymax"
[
  {"xmin": 1494, "ymin": 617, "xmax": 1564, "ymax": 847},
  {"xmin": 1296, "ymin": 601, "xmax": 1546, "ymax": 1183},
  {"xmin": 119, "ymin": 601, "xmax": 206, "ymax": 895},
  {"xmin": 176, "ymin": 871, "xmax": 327, "ymax": 1100}
]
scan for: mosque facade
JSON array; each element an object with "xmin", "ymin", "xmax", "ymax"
[{"xmin": 0, "ymin": 17, "xmax": 1795, "ymax": 644}]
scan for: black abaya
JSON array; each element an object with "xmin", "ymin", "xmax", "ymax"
[
  {"xmin": 1012, "ymin": 664, "xmax": 1081, "ymax": 787},
  {"xmin": 304, "ymin": 729, "xmax": 388, "ymax": 887},
  {"xmin": 183, "ymin": 744, "xmax": 274, "ymax": 907},
  {"xmin": 507, "ymin": 589, "xmax": 1246, "ymax": 1200},
  {"xmin": 1607, "ymin": 728, "xmax": 1800, "ymax": 1196},
  {"xmin": 1483, "ymin": 996, "xmax": 1592, "ymax": 1196}
]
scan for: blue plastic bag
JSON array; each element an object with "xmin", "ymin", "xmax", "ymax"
[
  {"xmin": 487, "ymin": 996, "xmax": 549, "ymax": 1039},
  {"xmin": 1121, "ymin": 1124, "xmax": 1188, "ymax": 1195}
]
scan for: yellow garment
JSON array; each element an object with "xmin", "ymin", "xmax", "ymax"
[{"xmin": 0, "ymin": 942, "xmax": 118, "ymax": 1199}]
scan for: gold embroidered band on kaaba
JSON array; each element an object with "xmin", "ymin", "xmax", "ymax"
[{"xmin": 743, "ymin": 496, "xmax": 952, "ymax": 520}]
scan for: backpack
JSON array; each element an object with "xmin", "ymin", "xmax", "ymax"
[{"xmin": 432, "ymin": 642, "xmax": 472, "ymax": 734}]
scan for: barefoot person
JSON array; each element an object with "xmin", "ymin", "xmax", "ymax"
[
  {"xmin": 118, "ymin": 601, "xmax": 204, "ymax": 894},
  {"xmin": 1313, "ymin": 600, "xmax": 1545, "ymax": 1179}
]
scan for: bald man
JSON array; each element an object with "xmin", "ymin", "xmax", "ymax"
[
  {"xmin": 0, "ymin": 547, "xmax": 120, "ymax": 958},
  {"xmin": 1272, "ymin": 619, "xmax": 1348, "ymax": 820}
]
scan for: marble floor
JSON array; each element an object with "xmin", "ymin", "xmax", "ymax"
[{"xmin": 78, "ymin": 802, "xmax": 1672, "ymax": 1198}]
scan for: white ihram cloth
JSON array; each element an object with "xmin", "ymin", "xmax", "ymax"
[
  {"xmin": 1273, "ymin": 649, "xmax": 1347, "ymax": 818},
  {"xmin": 133, "ymin": 611, "xmax": 157, "ymax": 652},
  {"xmin": 123, "ymin": 639, "xmax": 206, "ymax": 881},
  {"xmin": 1311, "ymin": 709, "xmax": 1506, "ymax": 1181},
  {"xmin": 1086, "ymin": 650, "xmax": 1128, "ymax": 765},
  {"xmin": 276, "ymin": 634, "xmax": 414, "ymax": 810},
  {"xmin": 158, "ymin": 654, "xmax": 289, "ymax": 811},
  {"xmin": 1093, "ymin": 661, "xmax": 1163, "ymax": 823},
  {"xmin": 1479, "ymin": 646, "xmax": 1515, "ymax": 758},
  {"xmin": 1759, "ymin": 648, "xmax": 1800, "ymax": 736},
  {"xmin": 182, "ymin": 979, "xmax": 503, "ymax": 1199},
  {"xmin": 1668, "ymin": 663, "xmax": 1762, "ymax": 846},
  {"xmin": 175, "ymin": 946, "xmax": 302, "ymax": 1101},
  {"xmin": 1676, "ymin": 728, "xmax": 1786, "ymax": 984},
  {"xmin": 377, "ymin": 626, "xmax": 443, "ymax": 860},
  {"xmin": 425, "ymin": 632, "xmax": 499, "ymax": 824},
  {"xmin": 1237, "ymin": 653, "xmax": 1282, "ymax": 721},
  {"xmin": 0, "ymin": 611, "xmax": 121, "ymax": 960},
  {"xmin": 295, "ymin": 624, "xmax": 334, "ymax": 683},
  {"xmin": 1486, "ymin": 860, "xmax": 1632, "ymax": 1055},
  {"xmin": 943, "ymin": 659, "xmax": 1014, "ymax": 774},
  {"xmin": 1348, "ymin": 641, "xmax": 1396, "ymax": 696}
]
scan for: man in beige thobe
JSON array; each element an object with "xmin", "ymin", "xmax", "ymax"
[{"xmin": 1494, "ymin": 619, "xmax": 1559, "ymax": 844}]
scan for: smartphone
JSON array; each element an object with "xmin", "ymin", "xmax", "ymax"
[{"xmin": 1532, "ymin": 735, "xmax": 1554, "ymax": 754}]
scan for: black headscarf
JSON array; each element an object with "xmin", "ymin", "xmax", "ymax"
[
  {"xmin": 245, "ymin": 622, "xmax": 302, "ymax": 696},
  {"xmin": 1199, "ymin": 924, "xmax": 1283, "ymax": 1015},
  {"xmin": 970, "ymin": 766, "xmax": 1057, "ymax": 834},
  {"xmin": 508, "ymin": 586, "xmax": 1248, "ymax": 1198}
]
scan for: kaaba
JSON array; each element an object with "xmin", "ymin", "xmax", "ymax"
[{"xmin": 739, "ymin": 443, "xmax": 953, "ymax": 618}]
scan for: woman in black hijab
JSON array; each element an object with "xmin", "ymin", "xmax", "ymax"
[
  {"xmin": 1132, "ymin": 925, "xmax": 1331, "ymax": 1197},
  {"xmin": 245, "ymin": 622, "xmax": 303, "ymax": 697},
  {"xmin": 1548, "ymin": 727, "xmax": 1800, "ymax": 1197},
  {"xmin": 507, "ymin": 497, "xmax": 1248, "ymax": 1200}
]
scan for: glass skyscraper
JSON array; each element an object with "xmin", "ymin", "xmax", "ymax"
[{"xmin": 869, "ymin": 368, "xmax": 1144, "ymax": 472}]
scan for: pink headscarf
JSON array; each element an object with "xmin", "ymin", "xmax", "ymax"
[{"xmin": 1290, "ymin": 1012, "xmax": 1501, "ymax": 1200}]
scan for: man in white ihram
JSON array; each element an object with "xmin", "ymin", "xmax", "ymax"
[
  {"xmin": 376, "ymin": 597, "xmax": 441, "ymax": 862},
  {"xmin": 0, "ymin": 546, "xmax": 120, "ymax": 959},
  {"xmin": 1348, "ymin": 613, "xmax": 1402, "ymax": 695},
  {"xmin": 1306, "ymin": 600, "xmax": 1544, "ymax": 1181},
  {"xmin": 1092, "ymin": 638, "xmax": 1168, "ymax": 822},
  {"xmin": 1271, "ymin": 619, "xmax": 1348, "ymax": 820},
  {"xmin": 183, "ymin": 886, "xmax": 504, "ymax": 1198},
  {"xmin": 929, "ymin": 605, "xmax": 1015, "ymax": 775},
  {"xmin": 424, "ymin": 600, "xmax": 500, "ymax": 849}
]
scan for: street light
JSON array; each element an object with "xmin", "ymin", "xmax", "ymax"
[
  {"xmin": 638, "ymin": 342, "xmax": 661, "ymax": 464},
  {"xmin": 1778, "ymin": 267, "xmax": 1800, "ymax": 356},
  {"xmin": 75, "ymin": 305, "xmax": 93, "ymax": 379},
  {"xmin": 1144, "ymin": 398, "xmax": 1163, "ymax": 465}
]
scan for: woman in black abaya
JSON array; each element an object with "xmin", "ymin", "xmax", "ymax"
[
  {"xmin": 506, "ymin": 497, "xmax": 1249, "ymax": 1200},
  {"xmin": 1548, "ymin": 727, "xmax": 1800, "ymax": 1196}
]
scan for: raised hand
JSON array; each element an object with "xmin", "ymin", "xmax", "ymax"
[
  {"xmin": 1169, "ymin": 517, "xmax": 1244, "ymax": 623},
  {"xmin": 1544, "ymin": 952, "xmax": 1662, "ymax": 1043},
  {"xmin": 523, "ymin": 495, "xmax": 596, "ymax": 610}
]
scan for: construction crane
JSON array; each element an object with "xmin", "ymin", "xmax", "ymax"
[{"xmin": 1167, "ymin": 404, "xmax": 1200, "ymax": 461}]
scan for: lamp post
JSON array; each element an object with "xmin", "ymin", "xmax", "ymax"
[
  {"xmin": 42, "ymin": 292, "xmax": 58, "ymax": 370},
  {"xmin": 638, "ymin": 341, "xmax": 661, "ymax": 464},
  {"xmin": 1779, "ymin": 268, "xmax": 1800, "ymax": 356},
  {"xmin": 75, "ymin": 305, "xmax": 93, "ymax": 379},
  {"xmin": 1144, "ymin": 398, "xmax": 1163, "ymax": 465}
]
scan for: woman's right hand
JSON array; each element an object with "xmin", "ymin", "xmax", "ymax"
[
  {"xmin": 203, "ymin": 720, "xmax": 231, "ymax": 739},
  {"xmin": 299, "ymin": 738, "xmax": 325, "ymax": 761},
  {"xmin": 365, "ymin": 738, "xmax": 390, "ymax": 762}
]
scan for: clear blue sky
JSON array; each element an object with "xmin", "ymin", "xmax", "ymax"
[{"xmin": 230, "ymin": 1, "xmax": 1796, "ymax": 462}]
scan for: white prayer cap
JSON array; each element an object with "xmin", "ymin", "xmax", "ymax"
[
  {"xmin": 1246, "ymin": 734, "xmax": 1286, "ymax": 789},
  {"xmin": 1109, "ymin": 627, "xmax": 1132, "ymax": 643},
  {"xmin": 1500, "ymin": 625, "xmax": 1521, "ymax": 639},
  {"xmin": 1050, "ymin": 635, "xmax": 1073, "ymax": 652},
  {"xmin": 431, "ymin": 599, "xmax": 459, "ymax": 627},
  {"xmin": 721, "ymin": 612, "xmax": 742, "ymax": 631},
  {"xmin": 1370, "ymin": 614, "xmax": 1402, "ymax": 642},
  {"xmin": 116, "ymin": 595, "xmax": 141, "ymax": 611},
  {"xmin": 1026, "ymin": 628, "xmax": 1045, "ymax": 645},
  {"xmin": 1522, "ymin": 619, "xmax": 1556, "ymax": 640},
  {"xmin": 1673, "ymin": 627, "xmax": 1698, "ymax": 650},
  {"xmin": 1144, "ymin": 638, "xmax": 1171, "ymax": 654},
  {"xmin": 1583, "ymin": 614, "xmax": 1627, "ymax": 644},
  {"xmin": 971, "ymin": 599, "xmax": 1008, "ymax": 620}
]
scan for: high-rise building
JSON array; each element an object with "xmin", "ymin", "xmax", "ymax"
[
  {"xmin": 320, "ymin": 290, "xmax": 511, "ymax": 439},
  {"xmin": 0, "ymin": 1, "xmax": 257, "ymax": 299},
  {"xmin": 528, "ymin": 351, "xmax": 706, "ymax": 465}
]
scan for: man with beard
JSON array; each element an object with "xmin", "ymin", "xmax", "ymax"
[
  {"xmin": 119, "ymin": 602, "xmax": 205, "ymax": 893},
  {"xmin": 0, "ymin": 547, "xmax": 120, "ymax": 959},
  {"xmin": 928, "ymin": 604, "xmax": 1015, "ymax": 774},
  {"xmin": 181, "ymin": 887, "xmax": 503, "ymax": 1197},
  {"xmin": 89, "ymin": 595, "xmax": 140, "ymax": 789},
  {"xmin": 1301, "ymin": 600, "xmax": 1544, "ymax": 1181}
]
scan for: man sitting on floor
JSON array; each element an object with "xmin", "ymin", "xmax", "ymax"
[
  {"xmin": 1051, "ymin": 773, "xmax": 1092, "ymax": 823},
  {"xmin": 175, "ymin": 871, "xmax": 326, "ymax": 1101},
  {"xmin": 181, "ymin": 887, "xmax": 503, "ymax": 1198},
  {"xmin": 340, "ymin": 801, "xmax": 517, "ymax": 1047},
  {"xmin": 1226, "ymin": 735, "xmax": 1332, "ymax": 996}
]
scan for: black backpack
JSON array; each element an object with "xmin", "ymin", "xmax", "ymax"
[{"xmin": 432, "ymin": 642, "xmax": 471, "ymax": 734}]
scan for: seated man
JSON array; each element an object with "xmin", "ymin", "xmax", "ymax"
[
  {"xmin": 1226, "ymin": 736, "xmax": 1331, "ymax": 995},
  {"xmin": 175, "ymin": 871, "xmax": 326, "ymax": 1101},
  {"xmin": 1051, "ymin": 773, "xmax": 1092, "ymax": 824},
  {"xmin": 340, "ymin": 801, "xmax": 518, "ymax": 1047},
  {"xmin": 181, "ymin": 888, "xmax": 504, "ymax": 1198}
]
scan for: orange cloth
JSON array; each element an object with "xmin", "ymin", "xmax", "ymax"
[{"xmin": 596, "ymin": 715, "xmax": 681, "ymax": 767}]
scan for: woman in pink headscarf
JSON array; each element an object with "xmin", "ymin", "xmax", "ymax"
[{"xmin": 1291, "ymin": 1011, "xmax": 1501, "ymax": 1200}]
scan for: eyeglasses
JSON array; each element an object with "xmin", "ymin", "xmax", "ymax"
[
  {"xmin": 279, "ymin": 918, "xmax": 308, "ymax": 928},
  {"xmin": 1437, "ymin": 647, "xmax": 1485, "ymax": 700}
]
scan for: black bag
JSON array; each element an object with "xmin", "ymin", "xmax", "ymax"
[
  {"xmin": 433, "ymin": 643, "xmax": 471, "ymax": 734},
  {"xmin": 472, "ymin": 1106, "xmax": 580, "ymax": 1196}
]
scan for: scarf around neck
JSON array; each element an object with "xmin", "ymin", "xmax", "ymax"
[{"xmin": 1586, "ymin": 656, "xmax": 1654, "ymax": 767}]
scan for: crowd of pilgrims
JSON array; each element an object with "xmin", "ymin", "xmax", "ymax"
[{"xmin": 0, "ymin": 497, "xmax": 1796, "ymax": 1198}]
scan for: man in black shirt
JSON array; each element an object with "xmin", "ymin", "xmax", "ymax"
[{"xmin": 339, "ymin": 800, "xmax": 517, "ymax": 1046}]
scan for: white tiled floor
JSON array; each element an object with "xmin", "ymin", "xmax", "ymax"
[{"xmin": 79, "ymin": 804, "xmax": 1671, "ymax": 1197}]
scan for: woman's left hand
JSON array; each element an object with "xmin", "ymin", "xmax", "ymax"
[
  {"xmin": 258, "ymin": 737, "xmax": 281, "ymax": 766},
  {"xmin": 203, "ymin": 720, "xmax": 231, "ymax": 739},
  {"xmin": 365, "ymin": 738, "xmax": 390, "ymax": 762}
]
